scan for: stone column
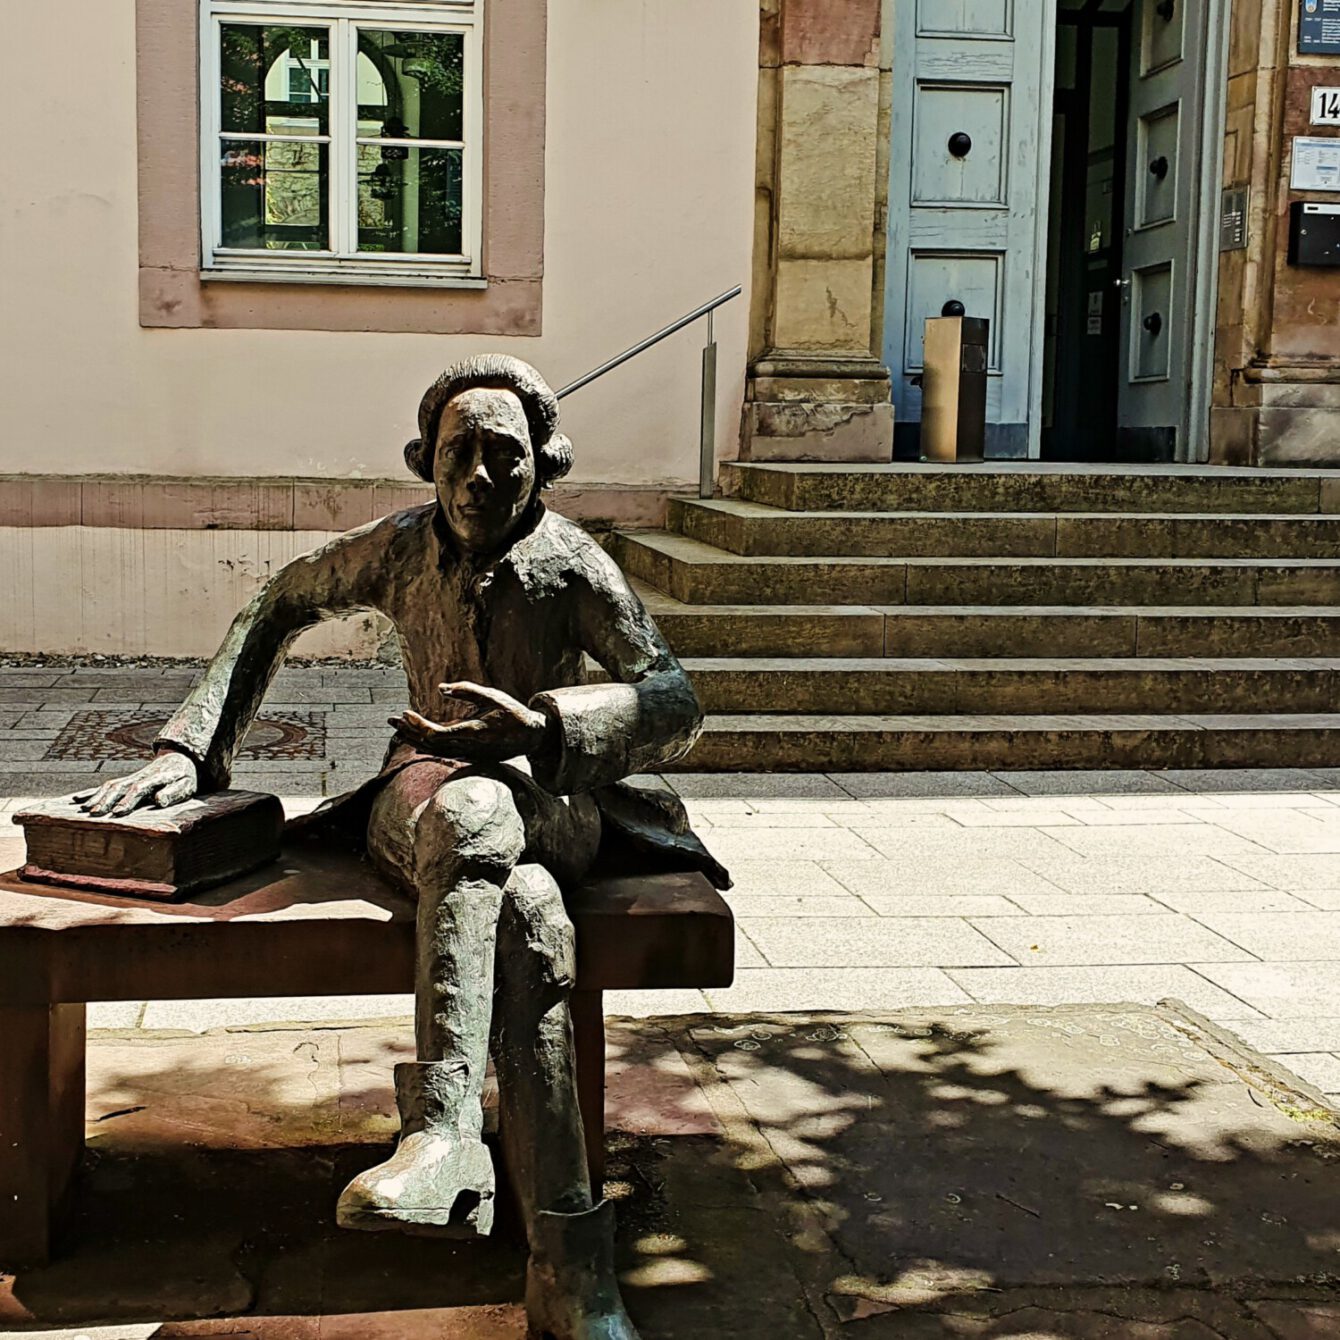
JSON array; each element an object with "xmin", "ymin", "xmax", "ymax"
[
  {"xmin": 1210, "ymin": 0, "xmax": 1340, "ymax": 467},
  {"xmin": 744, "ymin": 0, "xmax": 894, "ymax": 462}
]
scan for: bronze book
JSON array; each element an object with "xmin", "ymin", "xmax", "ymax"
[{"xmin": 15, "ymin": 791, "xmax": 285, "ymax": 901}]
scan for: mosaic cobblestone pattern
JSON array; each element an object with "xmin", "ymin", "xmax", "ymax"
[{"xmin": 44, "ymin": 710, "xmax": 326, "ymax": 762}]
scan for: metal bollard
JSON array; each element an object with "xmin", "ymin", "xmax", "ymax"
[{"xmin": 920, "ymin": 315, "xmax": 988, "ymax": 463}]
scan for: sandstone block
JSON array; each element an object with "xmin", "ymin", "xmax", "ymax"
[
  {"xmin": 777, "ymin": 66, "xmax": 880, "ymax": 261},
  {"xmin": 773, "ymin": 256, "xmax": 875, "ymax": 354},
  {"xmin": 742, "ymin": 401, "xmax": 893, "ymax": 462}
]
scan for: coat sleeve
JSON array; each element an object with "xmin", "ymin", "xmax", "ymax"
[
  {"xmin": 155, "ymin": 519, "xmax": 389, "ymax": 788},
  {"xmin": 527, "ymin": 545, "xmax": 703, "ymax": 795}
]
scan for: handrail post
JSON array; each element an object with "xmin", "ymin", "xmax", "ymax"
[{"xmin": 699, "ymin": 309, "xmax": 718, "ymax": 500}]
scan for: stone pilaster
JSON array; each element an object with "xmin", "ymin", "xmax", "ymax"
[{"xmin": 744, "ymin": 0, "xmax": 894, "ymax": 462}]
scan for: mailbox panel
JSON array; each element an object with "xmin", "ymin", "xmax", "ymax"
[{"xmin": 1288, "ymin": 202, "xmax": 1340, "ymax": 267}]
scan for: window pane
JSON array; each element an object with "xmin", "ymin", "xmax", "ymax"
[
  {"xmin": 358, "ymin": 146, "xmax": 463, "ymax": 254},
  {"xmin": 357, "ymin": 30, "xmax": 464, "ymax": 142},
  {"xmin": 220, "ymin": 23, "xmax": 329, "ymax": 136},
  {"xmin": 220, "ymin": 140, "xmax": 328, "ymax": 250}
]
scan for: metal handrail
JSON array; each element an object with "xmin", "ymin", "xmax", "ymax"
[
  {"xmin": 555, "ymin": 285, "xmax": 743, "ymax": 499},
  {"xmin": 555, "ymin": 286, "xmax": 742, "ymax": 399}
]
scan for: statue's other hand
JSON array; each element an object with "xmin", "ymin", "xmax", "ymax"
[
  {"xmin": 388, "ymin": 682, "xmax": 549, "ymax": 764},
  {"xmin": 75, "ymin": 749, "xmax": 200, "ymax": 818}
]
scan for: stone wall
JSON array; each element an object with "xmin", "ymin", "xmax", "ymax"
[{"xmin": 1213, "ymin": 0, "xmax": 1340, "ymax": 467}]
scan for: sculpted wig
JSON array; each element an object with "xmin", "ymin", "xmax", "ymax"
[{"xmin": 405, "ymin": 355, "xmax": 574, "ymax": 490}]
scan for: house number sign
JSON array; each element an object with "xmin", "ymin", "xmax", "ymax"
[
  {"xmin": 1300, "ymin": 0, "xmax": 1340, "ymax": 54},
  {"xmin": 1314, "ymin": 88, "xmax": 1340, "ymax": 125}
]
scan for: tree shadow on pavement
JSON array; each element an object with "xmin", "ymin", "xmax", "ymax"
[{"xmin": 2, "ymin": 1005, "xmax": 1338, "ymax": 1338}]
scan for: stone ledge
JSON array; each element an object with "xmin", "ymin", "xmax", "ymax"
[{"xmin": 0, "ymin": 477, "xmax": 679, "ymax": 532}]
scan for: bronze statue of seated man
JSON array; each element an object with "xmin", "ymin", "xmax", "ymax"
[{"xmin": 80, "ymin": 355, "xmax": 728, "ymax": 1340}]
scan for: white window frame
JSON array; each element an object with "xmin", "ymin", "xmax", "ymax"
[{"xmin": 200, "ymin": 0, "xmax": 485, "ymax": 287}]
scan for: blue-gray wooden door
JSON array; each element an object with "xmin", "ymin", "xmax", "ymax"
[
  {"xmin": 883, "ymin": 0, "xmax": 1054, "ymax": 457},
  {"xmin": 1117, "ymin": 0, "xmax": 1211, "ymax": 457}
]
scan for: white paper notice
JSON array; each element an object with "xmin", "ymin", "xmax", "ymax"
[{"xmin": 1291, "ymin": 137, "xmax": 1340, "ymax": 191}]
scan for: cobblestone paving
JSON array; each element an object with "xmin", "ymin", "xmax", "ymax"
[{"xmin": 2, "ymin": 664, "xmax": 1338, "ymax": 1105}]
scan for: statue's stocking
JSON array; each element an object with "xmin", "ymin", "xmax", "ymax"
[{"xmin": 494, "ymin": 864, "xmax": 640, "ymax": 1340}]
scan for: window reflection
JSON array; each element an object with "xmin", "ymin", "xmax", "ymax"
[{"xmin": 355, "ymin": 30, "xmax": 466, "ymax": 255}]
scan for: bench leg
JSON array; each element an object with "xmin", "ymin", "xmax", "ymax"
[
  {"xmin": 570, "ymin": 989, "xmax": 606, "ymax": 1189},
  {"xmin": 0, "ymin": 1003, "xmax": 86, "ymax": 1267}
]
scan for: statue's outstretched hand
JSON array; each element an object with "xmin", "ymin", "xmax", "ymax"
[
  {"xmin": 76, "ymin": 749, "xmax": 200, "ymax": 817},
  {"xmin": 389, "ymin": 682, "xmax": 549, "ymax": 764}
]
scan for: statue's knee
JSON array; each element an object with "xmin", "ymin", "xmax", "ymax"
[{"xmin": 414, "ymin": 775, "xmax": 524, "ymax": 876}]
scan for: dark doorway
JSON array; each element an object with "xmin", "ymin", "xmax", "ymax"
[{"xmin": 1041, "ymin": 0, "xmax": 1133, "ymax": 461}]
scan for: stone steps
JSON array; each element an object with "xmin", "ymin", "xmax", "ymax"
[
  {"xmin": 618, "ymin": 462, "xmax": 1340, "ymax": 770},
  {"xmin": 675, "ymin": 713, "xmax": 1340, "ymax": 772},
  {"xmin": 723, "ymin": 461, "xmax": 1340, "ymax": 514},
  {"xmin": 676, "ymin": 657, "xmax": 1340, "ymax": 715},
  {"xmin": 672, "ymin": 498, "xmax": 1340, "ymax": 559},
  {"xmin": 615, "ymin": 531, "xmax": 1340, "ymax": 606},
  {"xmin": 634, "ymin": 588, "xmax": 1340, "ymax": 659}
]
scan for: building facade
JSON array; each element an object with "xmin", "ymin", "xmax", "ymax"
[
  {"xmin": 1, "ymin": 0, "xmax": 1337, "ymax": 656},
  {"xmin": 0, "ymin": 0, "xmax": 757, "ymax": 655},
  {"xmin": 746, "ymin": 0, "xmax": 1340, "ymax": 468}
]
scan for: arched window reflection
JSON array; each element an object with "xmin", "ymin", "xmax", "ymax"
[
  {"xmin": 219, "ymin": 24, "xmax": 329, "ymax": 250},
  {"xmin": 354, "ymin": 31, "xmax": 464, "ymax": 255}
]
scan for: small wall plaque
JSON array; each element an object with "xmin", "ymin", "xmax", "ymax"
[
  {"xmin": 1220, "ymin": 186, "xmax": 1249, "ymax": 250},
  {"xmin": 1300, "ymin": 0, "xmax": 1340, "ymax": 54},
  {"xmin": 1291, "ymin": 136, "xmax": 1340, "ymax": 191}
]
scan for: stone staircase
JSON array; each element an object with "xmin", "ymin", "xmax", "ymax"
[{"xmin": 611, "ymin": 461, "xmax": 1340, "ymax": 771}]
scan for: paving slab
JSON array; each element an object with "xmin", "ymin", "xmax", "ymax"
[
  {"xmin": 1297, "ymin": 889, "xmax": 1340, "ymax": 909},
  {"xmin": 837, "ymin": 771, "xmax": 1023, "ymax": 798},
  {"xmin": 1274, "ymin": 1052, "xmax": 1340, "ymax": 1094},
  {"xmin": 1221, "ymin": 853, "xmax": 1340, "ymax": 889},
  {"xmin": 1017, "ymin": 854, "xmax": 1270, "ymax": 895},
  {"xmin": 973, "ymin": 914, "xmax": 1256, "ymax": 966},
  {"xmin": 6, "ymin": 1004, "xmax": 1335, "ymax": 1337},
  {"xmin": 946, "ymin": 966, "xmax": 1266, "ymax": 1017},
  {"xmin": 1190, "ymin": 962, "xmax": 1340, "ymax": 1019},
  {"xmin": 738, "ymin": 916, "xmax": 1016, "ymax": 969},
  {"xmin": 823, "ymin": 856, "xmax": 1067, "ymax": 900},
  {"xmin": 1193, "ymin": 911, "xmax": 1340, "ymax": 961}
]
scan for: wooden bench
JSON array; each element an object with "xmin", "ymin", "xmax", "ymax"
[{"xmin": 0, "ymin": 842, "xmax": 734, "ymax": 1266}]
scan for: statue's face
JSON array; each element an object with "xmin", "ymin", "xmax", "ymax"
[{"xmin": 434, "ymin": 388, "xmax": 537, "ymax": 552}]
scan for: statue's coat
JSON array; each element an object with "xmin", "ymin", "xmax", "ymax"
[{"xmin": 156, "ymin": 502, "xmax": 730, "ymax": 889}]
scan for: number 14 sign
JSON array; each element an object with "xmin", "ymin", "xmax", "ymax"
[{"xmin": 1314, "ymin": 88, "xmax": 1340, "ymax": 127}]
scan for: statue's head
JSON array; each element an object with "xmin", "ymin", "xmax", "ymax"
[{"xmin": 406, "ymin": 356, "xmax": 573, "ymax": 553}]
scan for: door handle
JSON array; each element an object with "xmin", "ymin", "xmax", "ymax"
[
  {"xmin": 1143, "ymin": 311, "xmax": 1163, "ymax": 338},
  {"xmin": 1156, "ymin": 0, "xmax": 1175, "ymax": 19},
  {"xmin": 1113, "ymin": 277, "xmax": 1131, "ymax": 290},
  {"xmin": 1149, "ymin": 155, "xmax": 1169, "ymax": 181},
  {"xmin": 948, "ymin": 131, "xmax": 973, "ymax": 159}
]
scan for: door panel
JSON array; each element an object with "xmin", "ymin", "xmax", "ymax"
[
  {"xmin": 1135, "ymin": 104, "xmax": 1179, "ymax": 226},
  {"xmin": 886, "ymin": 0, "xmax": 1051, "ymax": 455},
  {"xmin": 1117, "ymin": 0, "xmax": 1208, "ymax": 454},
  {"xmin": 1142, "ymin": 0, "xmax": 1186, "ymax": 74},
  {"xmin": 904, "ymin": 252, "xmax": 1004, "ymax": 373},
  {"xmin": 917, "ymin": 0, "xmax": 1013, "ymax": 39},
  {"xmin": 1132, "ymin": 262, "xmax": 1173, "ymax": 380},
  {"xmin": 912, "ymin": 85, "xmax": 1009, "ymax": 205}
]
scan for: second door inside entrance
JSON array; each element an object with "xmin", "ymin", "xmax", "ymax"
[{"xmin": 884, "ymin": 0, "xmax": 1220, "ymax": 463}]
